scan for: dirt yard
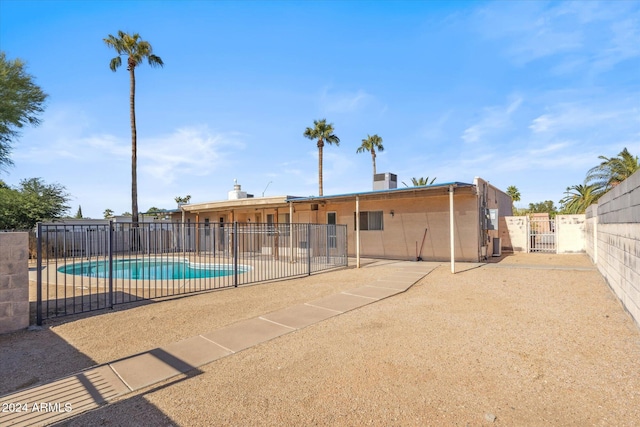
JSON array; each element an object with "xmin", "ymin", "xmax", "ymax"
[{"xmin": 2, "ymin": 253, "xmax": 639, "ymax": 426}]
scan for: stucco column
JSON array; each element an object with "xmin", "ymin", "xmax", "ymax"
[
  {"xmin": 449, "ymin": 185, "xmax": 455, "ymax": 274},
  {"xmin": 289, "ymin": 202, "xmax": 294, "ymax": 262},
  {"xmin": 356, "ymin": 195, "xmax": 360, "ymax": 268}
]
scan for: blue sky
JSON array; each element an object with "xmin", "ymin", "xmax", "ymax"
[{"xmin": 1, "ymin": 0, "xmax": 639, "ymax": 219}]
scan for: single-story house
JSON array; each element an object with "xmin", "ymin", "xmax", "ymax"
[{"xmin": 170, "ymin": 176, "xmax": 512, "ymax": 264}]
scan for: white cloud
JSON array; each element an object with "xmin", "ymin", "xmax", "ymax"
[
  {"xmin": 474, "ymin": 1, "xmax": 640, "ymax": 75},
  {"xmin": 139, "ymin": 126, "xmax": 245, "ymax": 183},
  {"xmin": 462, "ymin": 96, "xmax": 523, "ymax": 144}
]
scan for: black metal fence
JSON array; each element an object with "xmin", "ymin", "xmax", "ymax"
[{"xmin": 36, "ymin": 221, "xmax": 348, "ymax": 324}]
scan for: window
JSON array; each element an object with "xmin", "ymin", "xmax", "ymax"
[
  {"xmin": 327, "ymin": 212, "xmax": 337, "ymax": 248},
  {"xmin": 354, "ymin": 211, "xmax": 383, "ymax": 230}
]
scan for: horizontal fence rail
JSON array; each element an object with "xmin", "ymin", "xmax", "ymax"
[{"xmin": 36, "ymin": 221, "xmax": 348, "ymax": 324}]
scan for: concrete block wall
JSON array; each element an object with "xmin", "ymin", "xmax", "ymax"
[
  {"xmin": 0, "ymin": 232, "xmax": 30, "ymax": 334},
  {"xmin": 589, "ymin": 169, "xmax": 640, "ymax": 328},
  {"xmin": 585, "ymin": 205, "xmax": 597, "ymax": 263}
]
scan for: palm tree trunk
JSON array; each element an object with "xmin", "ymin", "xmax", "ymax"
[
  {"xmin": 371, "ymin": 148, "xmax": 376, "ymax": 177},
  {"xmin": 317, "ymin": 139, "xmax": 324, "ymax": 196},
  {"xmin": 129, "ymin": 67, "xmax": 138, "ymax": 227}
]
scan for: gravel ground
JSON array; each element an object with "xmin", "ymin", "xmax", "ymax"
[{"xmin": 2, "ymin": 253, "xmax": 640, "ymax": 426}]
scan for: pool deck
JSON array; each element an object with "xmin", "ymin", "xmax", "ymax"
[{"xmin": 1, "ymin": 261, "xmax": 434, "ymax": 426}]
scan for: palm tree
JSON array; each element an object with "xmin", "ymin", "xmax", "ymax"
[
  {"xmin": 357, "ymin": 134, "xmax": 384, "ymax": 177},
  {"xmin": 560, "ymin": 183, "xmax": 601, "ymax": 214},
  {"xmin": 402, "ymin": 177, "xmax": 436, "ymax": 187},
  {"xmin": 104, "ymin": 31, "xmax": 164, "ymax": 226},
  {"xmin": 303, "ymin": 119, "xmax": 340, "ymax": 196},
  {"xmin": 586, "ymin": 147, "xmax": 639, "ymax": 193},
  {"xmin": 506, "ymin": 185, "xmax": 520, "ymax": 206}
]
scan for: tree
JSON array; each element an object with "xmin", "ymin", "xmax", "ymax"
[
  {"xmin": 74, "ymin": 205, "xmax": 83, "ymax": 219},
  {"xmin": 303, "ymin": 119, "xmax": 340, "ymax": 196},
  {"xmin": 402, "ymin": 177, "xmax": 436, "ymax": 187},
  {"xmin": 175, "ymin": 195, "xmax": 191, "ymax": 206},
  {"xmin": 506, "ymin": 185, "xmax": 521, "ymax": 210},
  {"xmin": 506, "ymin": 185, "xmax": 520, "ymax": 203},
  {"xmin": 0, "ymin": 178, "xmax": 70, "ymax": 229},
  {"xmin": 586, "ymin": 147, "xmax": 639, "ymax": 193},
  {"xmin": 104, "ymin": 31, "xmax": 163, "ymax": 226},
  {"xmin": 527, "ymin": 200, "xmax": 558, "ymax": 217},
  {"xmin": 103, "ymin": 208, "xmax": 114, "ymax": 219},
  {"xmin": 356, "ymin": 134, "xmax": 384, "ymax": 177},
  {"xmin": 0, "ymin": 52, "xmax": 48, "ymax": 169},
  {"xmin": 559, "ymin": 183, "xmax": 600, "ymax": 214}
]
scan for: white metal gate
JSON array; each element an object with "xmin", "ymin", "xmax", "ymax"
[{"xmin": 528, "ymin": 216, "xmax": 556, "ymax": 253}]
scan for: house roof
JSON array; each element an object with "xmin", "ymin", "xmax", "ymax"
[
  {"xmin": 177, "ymin": 182, "xmax": 477, "ymax": 213},
  {"xmin": 182, "ymin": 195, "xmax": 300, "ymax": 212},
  {"xmin": 286, "ymin": 182, "xmax": 475, "ymax": 203}
]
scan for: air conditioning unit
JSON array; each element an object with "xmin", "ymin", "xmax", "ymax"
[{"xmin": 373, "ymin": 172, "xmax": 397, "ymax": 190}]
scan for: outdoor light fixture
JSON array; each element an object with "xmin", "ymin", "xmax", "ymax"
[{"xmin": 390, "ymin": 210, "xmax": 395, "ymax": 217}]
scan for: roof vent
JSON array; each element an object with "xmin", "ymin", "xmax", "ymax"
[{"xmin": 228, "ymin": 179, "xmax": 248, "ymax": 200}]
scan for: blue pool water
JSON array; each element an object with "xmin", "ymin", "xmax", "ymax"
[{"xmin": 57, "ymin": 259, "xmax": 250, "ymax": 280}]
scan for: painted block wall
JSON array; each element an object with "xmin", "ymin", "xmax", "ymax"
[
  {"xmin": 0, "ymin": 232, "xmax": 29, "ymax": 334},
  {"xmin": 319, "ymin": 193, "xmax": 481, "ymax": 262}
]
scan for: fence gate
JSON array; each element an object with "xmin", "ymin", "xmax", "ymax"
[{"xmin": 528, "ymin": 216, "xmax": 556, "ymax": 253}]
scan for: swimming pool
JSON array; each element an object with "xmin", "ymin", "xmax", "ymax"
[{"xmin": 57, "ymin": 258, "xmax": 251, "ymax": 280}]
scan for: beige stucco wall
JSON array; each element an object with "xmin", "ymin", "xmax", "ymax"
[
  {"xmin": 501, "ymin": 216, "xmax": 528, "ymax": 252},
  {"xmin": 556, "ymin": 215, "xmax": 586, "ymax": 253},
  {"xmin": 0, "ymin": 232, "xmax": 29, "ymax": 334}
]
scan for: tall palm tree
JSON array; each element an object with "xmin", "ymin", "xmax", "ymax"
[
  {"xmin": 560, "ymin": 183, "xmax": 601, "ymax": 214},
  {"xmin": 357, "ymin": 134, "xmax": 384, "ymax": 177},
  {"xmin": 303, "ymin": 119, "xmax": 340, "ymax": 196},
  {"xmin": 104, "ymin": 31, "xmax": 163, "ymax": 226},
  {"xmin": 402, "ymin": 177, "xmax": 436, "ymax": 187},
  {"xmin": 586, "ymin": 147, "xmax": 639, "ymax": 194},
  {"xmin": 506, "ymin": 185, "xmax": 520, "ymax": 207}
]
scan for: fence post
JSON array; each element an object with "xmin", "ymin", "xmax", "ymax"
[
  {"xmin": 108, "ymin": 221, "xmax": 114, "ymax": 309},
  {"xmin": 233, "ymin": 221, "xmax": 238, "ymax": 287},
  {"xmin": 36, "ymin": 223, "xmax": 43, "ymax": 326},
  {"xmin": 307, "ymin": 223, "xmax": 311, "ymax": 276}
]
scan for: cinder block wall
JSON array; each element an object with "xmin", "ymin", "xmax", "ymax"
[
  {"xmin": 0, "ymin": 232, "xmax": 29, "ymax": 334},
  {"xmin": 589, "ymin": 170, "xmax": 640, "ymax": 327}
]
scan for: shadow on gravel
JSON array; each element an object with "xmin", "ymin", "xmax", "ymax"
[{"xmin": 0, "ymin": 327, "xmax": 97, "ymax": 396}]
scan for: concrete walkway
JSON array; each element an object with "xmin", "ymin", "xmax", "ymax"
[{"xmin": 0, "ymin": 262, "xmax": 436, "ymax": 426}]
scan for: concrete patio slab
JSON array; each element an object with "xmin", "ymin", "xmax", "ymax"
[
  {"xmin": 0, "ymin": 365, "xmax": 129, "ymax": 427},
  {"xmin": 261, "ymin": 304, "xmax": 339, "ymax": 329},
  {"xmin": 391, "ymin": 271, "xmax": 428, "ymax": 279},
  {"xmin": 373, "ymin": 278, "xmax": 416, "ymax": 290},
  {"xmin": 110, "ymin": 348, "xmax": 200, "ymax": 391},
  {"xmin": 162, "ymin": 335, "xmax": 232, "ymax": 368},
  {"xmin": 202, "ymin": 317, "xmax": 295, "ymax": 352},
  {"xmin": 343, "ymin": 285, "xmax": 402, "ymax": 300},
  {"xmin": 308, "ymin": 293, "xmax": 376, "ymax": 313}
]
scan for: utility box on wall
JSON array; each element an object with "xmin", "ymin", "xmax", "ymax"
[{"xmin": 483, "ymin": 208, "xmax": 499, "ymax": 230}]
